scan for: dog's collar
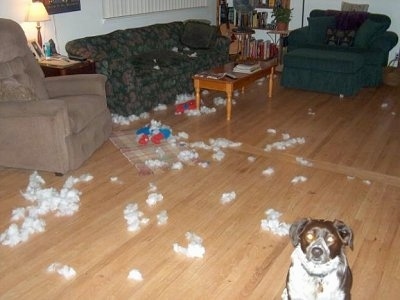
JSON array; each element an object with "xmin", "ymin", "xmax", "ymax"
[{"xmin": 292, "ymin": 246, "xmax": 341, "ymax": 277}]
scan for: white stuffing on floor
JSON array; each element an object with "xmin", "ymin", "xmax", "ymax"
[
  {"xmin": 212, "ymin": 150, "xmax": 225, "ymax": 161},
  {"xmin": 0, "ymin": 172, "xmax": 93, "ymax": 247},
  {"xmin": 177, "ymin": 149, "xmax": 199, "ymax": 162},
  {"xmin": 157, "ymin": 210, "xmax": 168, "ymax": 225},
  {"xmin": 262, "ymin": 167, "xmax": 275, "ymax": 176},
  {"xmin": 267, "ymin": 128, "xmax": 277, "ymax": 135},
  {"xmin": 146, "ymin": 193, "xmax": 163, "ymax": 207},
  {"xmin": 123, "ymin": 203, "xmax": 149, "ymax": 232},
  {"xmin": 261, "ymin": 208, "xmax": 290, "ymax": 236},
  {"xmin": 248, "ymin": 156, "xmax": 256, "ymax": 162},
  {"xmin": 264, "ymin": 136, "xmax": 306, "ymax": 152},
  {"xmin": 127, "ymin": 269, "xmax": 144, "ymax": 281},
  {"xmin": 220, "ymin": 191, "xmax": 236, "ymax": 204},
  {"xmin": 111, "ymin": 112, "xmax": 149, "ymax": 126},
  {"xmin": 173, "ymin": 232, "xmax": 205, "ymax": 258},
  {"xmin": 110, "ymin": 176, "xmax": 123, "ymax": 184},
  {"xmin": 153, "ymin": 104, "xmax": 167, "ymax": 111},
  {"xmin": 291, "ymin": 176, "xmax": 308, "ymax": 184},
  {"xmin": 47, "ymin": 262, "xmax": 76, "ymax": 280},
  {"xmin": 295, "ymin": 157, "xmax": 313, "ymax": 167},
  {"xmin": 145, "ymin": 159, "xmax": 169, "ymax": 170}
]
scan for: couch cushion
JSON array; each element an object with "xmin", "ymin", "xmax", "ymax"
[
  {"xmin": 0, "ymin": 78, "xmax": 38, "ymax": 102},
  {"xmin": 307, "ymin": 16, "xmax": 336, "ymax": 44},
  {"xmin": 131, "ymin": 50, "xmax": 191, "ymax": 69},
  {"xmin": 181, "ymin": 21, "xmax": 217, "ymax": 49},
  {"xmin": 354, "ymin": 19, "xmax": 388, "ymax": 48}
]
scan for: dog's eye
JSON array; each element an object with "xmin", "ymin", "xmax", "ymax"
[
  {"xmin": 306, "ymin": 232, "xmax": 314, "ymax": 241},
  {"xmin": 326, "ymin": 235, "xmax": 335, "ymax": 244}
]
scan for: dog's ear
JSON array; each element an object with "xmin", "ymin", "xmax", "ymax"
[
  {"xmin": 289, "ymin": 218, "xmax": 310, "ymax": 246},
  {"xmin": 333, "ymin": 219, "xmax": 353, "ymax": 250}
]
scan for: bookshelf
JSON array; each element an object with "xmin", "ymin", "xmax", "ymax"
[{"xmin": 217, "ymin": 0, "xmax": 291, "ymax": 61}]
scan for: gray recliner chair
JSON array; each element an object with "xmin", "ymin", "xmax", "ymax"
[{"xmin": 0, "ymin": 18, "xmax": 112, "ymax": 174}]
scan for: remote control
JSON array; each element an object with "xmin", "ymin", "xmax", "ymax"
[{"xmin": 225, "ymin": 72, "xmax": 237, "ymax": 79}]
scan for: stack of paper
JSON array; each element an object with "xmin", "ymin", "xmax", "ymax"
[{"xmin": 233, "ymin": 62, "xmax": 261, "ymax": 74}]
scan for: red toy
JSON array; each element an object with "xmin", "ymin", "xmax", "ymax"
[{"xmin": 175, "ymin": 99, "xmax": 197, "ymax": 115}]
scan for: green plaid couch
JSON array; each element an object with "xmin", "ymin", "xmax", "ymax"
[{"xmin": 66, "ymin": 21, "xmax": 230, "ymax": 116}]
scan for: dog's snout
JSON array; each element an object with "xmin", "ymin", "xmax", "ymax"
[{"xmin": 311, "ymin": 247, "xmax": 323, "ymax": 258}]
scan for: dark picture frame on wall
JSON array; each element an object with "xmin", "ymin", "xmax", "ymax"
[{"xmin": 41, "ymin": 0, "xmax": 81, "ymax": 15}]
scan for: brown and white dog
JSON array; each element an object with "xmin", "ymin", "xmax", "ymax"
[{"xmin": 282, "ymin": 218, "xmax": 353, "ymax": 300}]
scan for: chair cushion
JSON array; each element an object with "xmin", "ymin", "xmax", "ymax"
[
  {"xmin": 307, "ymin": 16, "xmax": 336, "ymax": 44},
  {"xmin": 284, "ymin": 49, "xmax": 364, "ymax": 73},
  {"xmin": 181, "ymin": 21, "xmax": 217, "ymax": 49},
  {"xmin": 354, "ymin": 19, "xmax": 388, "ymax": 48}
]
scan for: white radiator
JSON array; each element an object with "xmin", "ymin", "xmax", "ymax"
[{"xmin": 102, "ymin": 0, "xmax": 208, "ymax": 19}]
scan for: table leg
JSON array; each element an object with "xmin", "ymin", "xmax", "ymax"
[
  {"xmin": 194, "ymin": 79, "xmax": 201, "ymax": 109},
  {"xmin": 226, "ymin": 86, "xmax": 233, "ymax": 121},
  {"xmin": 268, "ymin": 67, "xmax": 274, "ymax": 98}
]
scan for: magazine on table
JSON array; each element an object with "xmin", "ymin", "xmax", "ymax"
[{"xmin": 233, "ymin": 62, "xmax": 261, "ymax": 74}]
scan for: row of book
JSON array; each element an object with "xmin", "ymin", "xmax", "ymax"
[
  {"xmin": 240, "ymin": 39, "xmax": 279, "ymax": 61},
  {"xmin": 220, "ymin": 5, "xmax": 276, "ymax": 30}
]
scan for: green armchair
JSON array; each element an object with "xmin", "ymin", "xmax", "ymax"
[{"xmin": 281, "ymin": 9, "xmax": 398, "ymax": 95}]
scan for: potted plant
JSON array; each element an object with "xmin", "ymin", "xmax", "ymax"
[{"xmin": 271, "ymin": 6, "xmax": 293, "ymax": 31}]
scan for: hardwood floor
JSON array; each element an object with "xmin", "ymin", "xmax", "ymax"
[{"xmin": 1, "ymin": 76, "xmax": 399, "ymax": 299}]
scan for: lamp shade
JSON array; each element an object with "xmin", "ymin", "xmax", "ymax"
[{"xmin": 27, "ymin": 2, "xmax": 50, "ymax": 22}]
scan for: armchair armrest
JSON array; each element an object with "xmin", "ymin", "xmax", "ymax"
[
  {"xmin": 44, "ymin": 74, "xmax": 107, "ymax": 98},
  {"xmin": 0, "ymin": 99, "xmax": 71, "ymax": 136},
  {"xmin": 288, "ymin": 27, "xmax": 310, "ymax": 51},
  {"xmin": 369, "ymin": 31, "xmax": 399, "ymax": 53}
]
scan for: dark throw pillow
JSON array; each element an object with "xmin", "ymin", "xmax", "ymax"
[
  {"xmin": 354, "ymin": 19, "xmax": 387, "ymax": 48},
  {"xmin": 326, "ymin": 28, "xmax": 356, "ymax": 47},
  {"xmin": 181, "ymin": 21, "xmax": 217, "ymax": 49},
  {"xmin": 307, "ymin": 16, "xmax": 336, "ymax": 44}
]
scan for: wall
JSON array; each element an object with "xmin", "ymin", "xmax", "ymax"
[
  {"xmin": 0, "ymin": 0, "xmax": 216, "ymax": 55},
  {"xmin": 1, "ymin": 0, "xmax": 398, "ymax": 61}
]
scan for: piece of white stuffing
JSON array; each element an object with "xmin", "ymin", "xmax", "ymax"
[
  {"xmin": 260, "ymin": 208, "xmax": 290, "ymax": 236},
  {"xmin": 0, "ymin": 172, "xmax": 92, "ymax": 247},
  {"xmin": 127, "ymin": 269, "xmax": 144, "ymax": 281},
  {"xmin": 291, "ymin": 176, "xmax": 308, "ymax": 184},
  {"xmin": 262, "ymin": 167, "xmax": 275, "ymax": 176},
  {"xmin": 264, "ymin": 137, "xmax": 305, "ymax": 152},
  {"xmin": 123, "ymin": 203, "xmax": 149, "ymax": 232},
  {"xmin": 248, "ymin": 156, "xmax": 256, "ymax": 162},
  {"xmin": 153, "ymin": 104, "xmax": 167, "ymax": 111},
  {"xmin": 177, "ymin": 149, "xmax": 199, "ymax": 162},
  {"xmin": 47, "ymin": 263, "xmax": 76, "ymax": 280},
  {"xmin": 267, "ymin": 128, "xmax": 277, "ymax": 135},
  {"xmin": 212, "ymin": 150, "xmax": 225, "ymax": 161},
  {"xmin": 295, "ymin": 157, "xmax": 313, "ymax": 167},
  {"xmin": 173, "ymin": 232, "xmax": 205, "ymax": 258},
  {"xmin": 146, "ymin": 193, "xmax": 163, "ymax": 206},
  {"xmin": 157, "ymin": 210, "xmax": 168, "ymax": 225},
  {"xmin": 220, "ymin": 191, "xmax": 236, "ymax": 204}
]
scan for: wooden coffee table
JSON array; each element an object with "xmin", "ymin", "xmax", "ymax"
[{"xmin": 193, "ymin": 58, "xmax": 278, "ymax": 120}]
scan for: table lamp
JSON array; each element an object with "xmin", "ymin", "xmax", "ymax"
[{"xmin": 27, "ymin": 1, "xmax": 50, "ymax": 48}]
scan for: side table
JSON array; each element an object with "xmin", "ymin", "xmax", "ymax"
[
  {"xmin": 39, "ymin": 59, "xmax": 95, "ymax": 77},
  {"xmin": 266, "ymin": 30, "xmax": 290, "ymax": 72}
]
